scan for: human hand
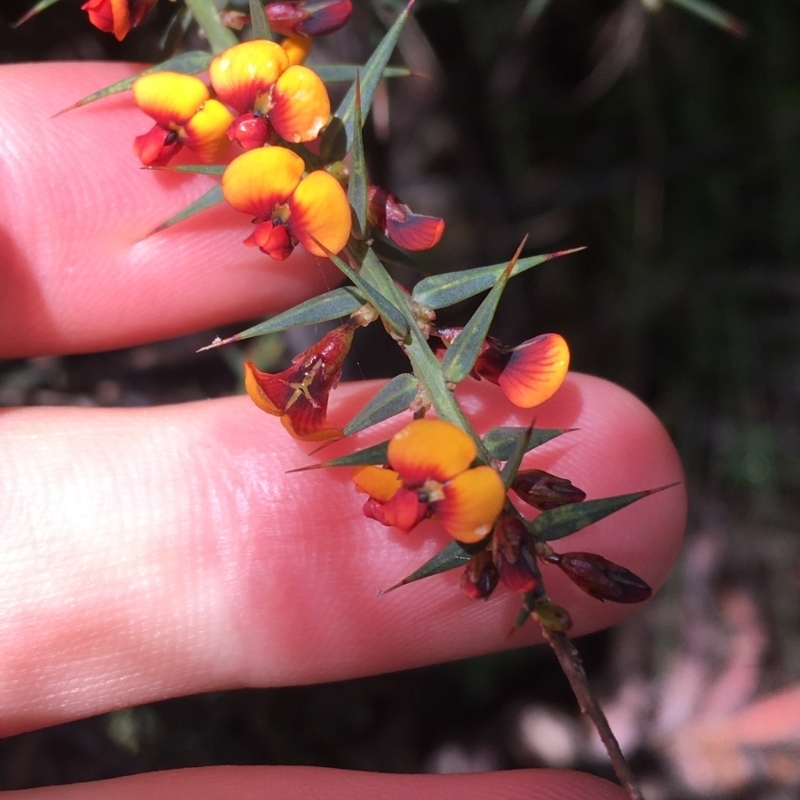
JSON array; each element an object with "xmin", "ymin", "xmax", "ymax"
[{"xmin": 0, "ymin": 62, "xmax": 686, "ymax": 798}]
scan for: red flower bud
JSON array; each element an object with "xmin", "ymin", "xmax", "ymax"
[
  {"xmin": 460, "ymin": 550, "xmax": 499, "ymax": 600},
  {"xmin": 266, "ymin": 0, "xmax": 352, "ymax": 37},
  {"xmin": 367, "ymin": 185, "xmax": 445, "ymax": 251},
  {"xmin": 511, "ymin": 469, "xmax": 586, "ymax": 510},
  {"xmin": 227, "ymin": 112, "xmax": 271, "ymax": 150},
  {"xmin": 549, "ymin": 552, "xmax": 652, "ymax": 604},
  {"xmin": 493, "ymin": 514, "xmax": 538, "ymax": 593}
]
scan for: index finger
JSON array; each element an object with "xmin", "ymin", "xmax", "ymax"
[{"xmin": 0, "ymin": 61, "xmax": 340, "ymax": 358}]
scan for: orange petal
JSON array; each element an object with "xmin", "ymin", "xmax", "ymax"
[
  {"xmin": 82, "ymin": 0, "xmax": 130, "ymax": 40},
  {"xmin": 281, "ymin": 33, "xmax": 314, "ymax": 66},
  {"xmin": 181, "ymin": 99, "xmax": 234, "ymax": 162},
  {"xmin": 288, "ymin": 170, "xmax": 351, "ymax": 256},
  {"xmin": 244, "ymin": 360, "xmax": 282, "ymax": 417},
  {"xmin": 222, "ymin": 147, "xmax": 305, "ymax": 218},
  {"xmin": 351, "ymin": 465, "xmax": 402, "ymax": 502},
  {"xmin": 497, "ymin": 333, "xmax": 570, "ymax": 408},
  {"xmin": 268, "ymin": 65, "xmax": 331, "ymax": 143},
  {"xmin": 209, "ymin": 40, "xmax": 289, "ymax": 113},
  {"xmin": 279, "ymin": 413, "xmax": 342, "ymax": 442},
  {"xmin": 387, "ymin": 419, "xmax": 476, "ymax": 486},
  {"xmin": 434, "ymin": 466, "xmax": 506, "ymax": 544},
  {"xmin": 133, "ymin": 72, "xmax": 210, "ymax": 126}
]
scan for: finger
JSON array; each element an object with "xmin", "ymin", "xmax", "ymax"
[
  {"xmin": 3, "ymin": 766, "xmax": 629, "ymax": 800},
  {"xmin": 0, "ymin": 374, "xmax": 686, "ymax": 735},
  {"xmin": 0, "ymin": 62, "xmax": 340, "ymax": 358}
]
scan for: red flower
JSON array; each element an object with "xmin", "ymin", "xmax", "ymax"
[
  {"xmin": 367, "ymin": 185, "xmax": 445, "ymax": 251},
  {"xmin": 81, "ymin": 0, "xmax": 157, "ymax": 41},
  {"xmin": 352, "ymin": 419, "xmax": 506, "ymax": 544},
  {"xmin": 243, "ymin": 322, "xmax": 355, "ymax": 441},
  {"xmin": 436, "ymin": 329, "xmax": 570, "ymax": 409}
]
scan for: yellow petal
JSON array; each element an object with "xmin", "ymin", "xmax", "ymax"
[
  {"xmin": 288, "ymin": 170, "xmax": 351, "ymax": 257},
  {"xmin": 133, "ymin": 72, "xmax": 210, "ymax": 126},
  {"xmin": 222, "ymin": 147, "xmax": 305, "ymax": 218},
  {"xmin": 182, "ymin": 99, "xmax": 235, "ymax": 162},
  {"xmin": 281, "ymin": 33, "xmax": 313, "ymax": 66},
  {"xmin": 387, "ymin": 419, "xmax": 476, "ymax": 486},
  {"xmin": 435, "ymin": 466, "xmax": 505, "ymax": 544},
  {"xmin": 269, "ymin": 65, "xmax": 331, "ymax": 143},
  {"xmin": 209, "ymin": 40, "xmax": 290, "ymax": 113},
  {"xmin": 351, "ymin": 466, "xmax": 403, "ymax": 502}
]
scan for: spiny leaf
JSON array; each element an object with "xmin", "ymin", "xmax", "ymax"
[
  {"xmin": 500, "ymin": 422, "xmax": 536, "ymax": 489},
  {"xmin": 348, "ymin": 74, "xmax": 368, "ymax": 238},
  {"xmin": 343, "ymin": 373, "xmax": 419, "ymax": 437},
  {"xmin": 413, "ymin": 247, "xmax": 585, "ymax": 310},
  {"xmin": 198, "ymin": 288, "xmax": 365, "ymax": 352},
  {"xmin": 146, "ymin": 184, "xmax": 223, "ymax": 237},
  {"xmin": 321, "ymin": 0, "xmax": 416, "ymax": 161},
  {"xmin": 248, "ymin": 0, "xmax": 274, "ymax": 39},
  {"xmin": 441, "ymin": 239, "xmax": 525, "ymax": 385},
  {"xmin": 315, "ymin": 65, "xmax": 411, "ymax": 83},
  {"xmin": 184, "ymin": 0, "xmax": 238, "ymax": 54},
  {"xmin": 12, "ymin": 0, "xmax": 62, "ymax": 27},
  {"xmin": 53, "ymin": 51, "xmax": 213, "ymax": 116},
  {"xmin": 665, "ymin": 0, "xmax": 748, "ymax": 37},
  {"xmin": 320, "ymin": 247, "xmax": 409, "ymax": 340},
  {"xmin": 483, "ymin": 426, "xmax": 572, "ymax": 461},
  {"xmin": 287, "ymin": 440, "xmax": 390, "ymax": 472},
  {"xmin": 529, "ymin": 484, "xmax": 678, "ymax": 542},
  {"xmin": 145, "ymin": 164, "xmax": 226, "ymax": 176},
  {"xmin": 379, "ymin": 540, "xmax": 484, "ymax": 595}
]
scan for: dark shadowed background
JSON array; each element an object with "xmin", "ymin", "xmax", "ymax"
[{"xmin": 2, "ymin": 1, "xmax": 799, "ymax": 796}]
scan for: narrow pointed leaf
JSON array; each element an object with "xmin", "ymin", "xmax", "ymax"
[
  {"xmin": 184, "ymin": 0, "xmax": 237, "ymax": 54},
  {"xmin": 666, "ymin": 0, "xmax": 748, "ymax": 37},
  {"xmin": 146, "ymin": 184, "xmax": 223, "ymax": 237},
  {"xmin": 379, "ymin": 540, "xmax": 483, "ymax": 595},
  {"xmin": 322, "ymin": 0, "xmax": 416, "ymax": 160},
  {"xmin": 343, "ymin": 373, "xmax": 418, "ymax": 437},
  {"xmin": 315, "ymin": 65, "xmax": 411, "ymax": 83},
  {"xmin": 413, "ymin": 247, "xmax": 585, "ymax": 310},
  {"xmin": 248, "ymin": 0, "xmax": 273, "ymax": 39},
  {"xmin": 287, "ymin": 440, "xmax": 390, "ymax": 472},
  {"xmin": 529, "ymin": 485, "xmax": 677, "ymax": 542},
  {"xmin": 13, "ymin": 0, "xmax": 62, "ymax": 27},
  {"xmin": 348, "ymin": 75, "xmax": 368, "ymax": 237},
  {"xmin": 441, "ymin": 241, "xmax": 524, "ymax": 384},
  {"xmin": 319, "ymin": 247, "xmax": 409, "ymax": 339},
  {"xmin": 146, "ymin": 164, "xmax": 226, "ymax": 176},
  {"xmin": 53, "ymin": 51, "xmax": 214, "ymax": 116},
  {"xmin": 159, "ymin": 6, "xmax": 194, "ymax": 51},
  {"xmin": 483, "ymin": 426, "xmax": 571, "ymax": 461},
  {"xmin": 500, "ymin": 423, "xmax": 536, "ymax": 489},
  {"xmin": 198, "ymin": 288, "xmax": 365, "ymax": 351}
]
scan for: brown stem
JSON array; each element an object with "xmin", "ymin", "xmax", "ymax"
[{"xmin": 542, "ymin": 627, "xmax": 644, "ymax": 800}]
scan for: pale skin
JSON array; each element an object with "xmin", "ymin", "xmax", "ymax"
[{"xmin": 0, "ymin": 63, "xmax": 687, "ymax": 798}]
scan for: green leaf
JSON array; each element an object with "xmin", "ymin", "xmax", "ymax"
[
  {"xmin": 343, "ymin": 373, "xmax": 419, "ymax": 437},
  {"xmin": 441, "ymin": 241, "xmax": 524, "ymax": 384},
  {"xmin": 198, "ymin": 288, "xmax": 366, "ymax": 351},
  {"xmin": 322, "ymin": 248, "xmax": 409, "ymax": 339},
  {"xmin": 315, "ymin": 65, "xmax": 411, "ymax": 83},
  {"xmin": 287, "ymin": 440, "xmax": 390, "ymax": 472},
  {"xmin": 500, "ymin": 423, "xmax": 537, "ymax": 489},
  {"xmin": 379, "ymin": 540, "xmax": 484, "ymax": 595},
  {"xmin": 665, "ymin": 0, "xmax": 748, "ymax": 37},
  {"xmin": 249, "ymin": 0, "xmax": 273, "ymax": 40},
  {"xmin": 322, "ymin": 0, "xmax": 416, "ymax": 161},
  {"xmin": 413, "ymin": 247, "xmax": 585, "ymax": 310},
  {"xmin": 348, "ymin": 74, "xmax": 368, "ymax": 238},
  {"xmin": 12, "ymin": 0, "xmax": 62, "ymax": 27},
  {"xmin": 146, "ymin": 184, "xmax": 223, "ymax": 237},
  {"xmin": 529, "ymin": 485, "xmax": 676, "ymax": 542},
  {"xmin": 483, "ymin": 426, "xmax": 571, "ymax": 461},
  {"xmin": 146, "ymin": 164, "xmax": 226, "ymax": 176},
  {"xmin": 53, "ymin": 51, "xmax": 213, "ymax": 116},
  {"xmin": 184, "ymin": 0, "xmax": 237, "ymax": 54}
]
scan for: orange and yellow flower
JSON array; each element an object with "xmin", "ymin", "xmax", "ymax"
[
  {"xmin": 352, "ymin": 419, "xmax": 506, "ymax": 543},
  {"xmin": 243, "ymin": 321, "xmax": 356, "ymax": 441},
  {"xmin": 222, "ymin": 146, "xmax": 351, "ymax": 260},
  {"xmin": 435, "ymin": 329, "xmax": 570, "ymax": 408},
  {"xmin": 82, "ymin": 0, "xmax": 157, "ymax": 41},
  {"xmin": 209, "ymin": 40, "xmax": 331, "ymax": 148},
  {"xmin": 132, "ymin": 72, "xmax": 234, "ymax": 166}
]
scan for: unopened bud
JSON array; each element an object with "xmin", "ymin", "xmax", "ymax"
[
  {"xmin": 552, "ymin": 552, "xmax": 652, "ymax": 604},
  {"xmin": 460, "ymin": 551, "xmax": 499, "ymax": 600},
  {"xmin": 511, "ymin": 469, "xmax": 586, "ymax": 510}
]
